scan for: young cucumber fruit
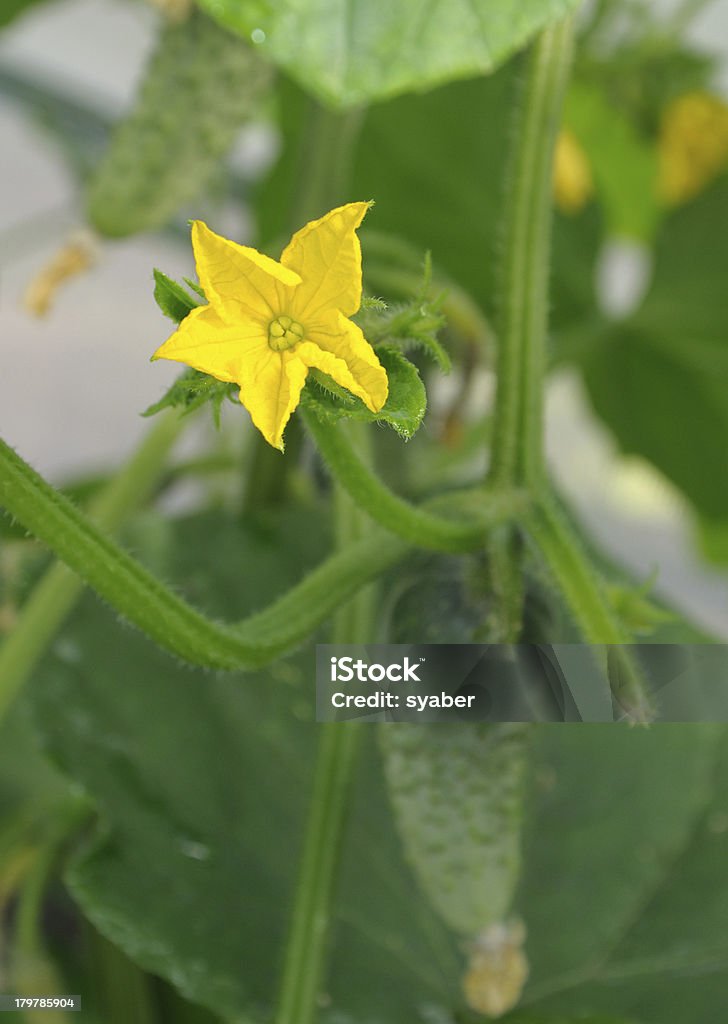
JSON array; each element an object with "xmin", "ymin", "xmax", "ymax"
[
  {"xmin": 87, "ymin": 11, "xmax": 272, "ymax": 237},
  {"xmin": 380, "ymin": 722, "xmax": 530, "ymax": 1016},
  {"xmin": 381, "ymin": 722, "xmax": 529, "ymax": 934}
]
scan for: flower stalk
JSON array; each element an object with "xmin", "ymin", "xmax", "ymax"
[{"xmin": 302, "ymin": 409, "xmax": 528, "ymax": 551}]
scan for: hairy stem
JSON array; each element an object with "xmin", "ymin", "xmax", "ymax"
[
  {"xmin": 0, "ymin": 413, "xmax": 184, "ymax": 717},
  {"xmin": 489, "ymin": 15, "xmax": 576, "ymax": 489},
  {"xmin": 303, "ymin": 410, "xmax": 527, "ymax": 551},
  {"xmin": 0, "ymin": 433, "xmax": 415, "ymax": 669}
]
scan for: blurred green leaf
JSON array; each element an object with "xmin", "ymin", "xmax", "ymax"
[
  {"xmin": 301, "ymin": 345, "xmax": 427, "ymax": 439},
  {"xmin": 699, "ymin": 517, "xmax": 728, "ymax": 566},
  {"xmin": 583, "ymin": 179, "xmax": 728, "ymax": 519},
  {"xmin": 0, "ymin": 699, "xmax": 69, "ymax": 823},
  {"xmin": 198, "ymin": 0, "xmax": 581, "ymax": 108}
]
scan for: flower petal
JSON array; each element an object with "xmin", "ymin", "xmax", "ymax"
[
  {"xmin": 299, "ymin": 312, "xmax": 388, "ymax": 413},
  {"xmin": 238, "ymin": 349, "xmax": 309, "ymax": 451},
  {"xmin": 191, "ymin": 220, "xmax": 301, "ymax": 324},
  {"xmin": 152, "ymin": 303, "xmax": 268, "ymax": 384},
  {"xmin": 281, "ymin": 202, "xmax": 371, "ymax": 320}
]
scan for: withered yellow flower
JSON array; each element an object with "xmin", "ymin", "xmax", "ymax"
[{"xmin": 153, "ymin": 202, "xmax": 388, "ymax": 449}]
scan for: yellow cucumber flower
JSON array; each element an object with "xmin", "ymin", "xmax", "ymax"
[{"xmin": 153, "ymin": 202, "xmax": 388, "ymax": 450}]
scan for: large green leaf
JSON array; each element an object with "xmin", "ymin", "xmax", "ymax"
[
  {"xmin": 198, "ymin": 0, "xmax": 581, "ymax": 108},
  {"xmin": 519, "ymin": 726, "xmax": 722, "ymax": 993},
  {"xmin": 564, "ymin": 83, "xmax": 660, "ymax": 240},
  {"xmin": 583, "ymin": 179, "xmax": 728, "ymax": 520},
  {"xmin": 25, "ymin": 507, "xmax": 728, "ymax": 1022},
  {"xmin": 522, "ymin": 731, "xmax": 728, "ymax": 1023}
]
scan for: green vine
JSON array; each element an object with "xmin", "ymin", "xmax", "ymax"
[
  {"xmin": 0, "ymin": 435, "xmax": 522, "ymax": 673},
  {"xmin": 0, "ymin": 412, "xmax": 184, "ymax": 718},
  {"xmin": 303, "ymin": 409, "xmax": 528, "ymax": 551}
]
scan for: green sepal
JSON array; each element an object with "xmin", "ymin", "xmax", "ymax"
[
  {"xmin": 152, "ymin": 270, "xmax": 200, "ymax": 323},
  {"xmin": 142, "ymin": 369, "xmax": 237, "ymax": 427},
  {"xmin": 300, "ymin": 345, "xmax": 426, "ymax": 441},
  {"xmin": 354, "ymin": 284, "xmax": 451, "ymax": 373}
]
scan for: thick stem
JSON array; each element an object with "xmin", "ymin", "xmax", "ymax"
[
  {"xmin": 489, "ymin": 15, "xmax": 576, "ymax": 489},
  {"xmin": 303, "ymin": 410, "xmax": 527, "ymax": 551},
  {"xmin": 330, "ymin": 421, "xmax": 378, "ymax": 641},
  {"xmin": 0, "ymin": 412, "xmax": 183, "ymax": 718}
]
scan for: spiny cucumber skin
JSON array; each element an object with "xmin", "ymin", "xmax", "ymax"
[
  {"xmin": 87, "ymin": 11, "xmax": 272, "ymax": 238},
  {"xmin": 380, "ymin": 722, "xmax": 530, "ymax": 937}
]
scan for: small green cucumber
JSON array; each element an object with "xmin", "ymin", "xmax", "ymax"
[
  {"xmin": 380, "ymin": 722, "xmax": 529, "ymax": 937},
  {"xmin": 381, "ymin": 722, "xmax": 531, "ymax": 1015},
  {"xmin": 87, "ymin": 10, "xmax": 272, "ymax": 237}
]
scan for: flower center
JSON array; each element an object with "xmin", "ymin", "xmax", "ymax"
[{"xmin": 268, "ymin": 315, "xmax": 305, "ymax": 352}]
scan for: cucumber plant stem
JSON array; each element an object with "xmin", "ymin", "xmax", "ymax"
[
  {"xmin": 0, "ymin": 432, "xmax": 412, "ymax": 670},
  {"xmin": 486, "ymin": 14, "xmax": 576, "ymax": 643},
  {"xmin": 303, "ymin": 409, "xmax": 528, "ymax": 551},
  {"xmin": 481, "ymin": 13, "xmax": 652, "ymax": 718},
  {"xmin": 0, "ymin": 411, "xmax": 184, "ymax": 719},
  {"xmin": 489, "ymin": 15, "xmax": 576, "ymax": 490}
]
